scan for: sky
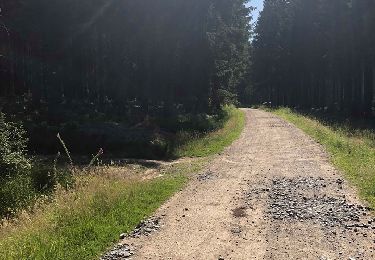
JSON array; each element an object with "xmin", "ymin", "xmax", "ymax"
[{"xmin": 249, "ymin": 0, "xmax": 264, "ymax": 22}]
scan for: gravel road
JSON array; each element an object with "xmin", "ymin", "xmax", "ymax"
[{"xmin": 103, "ymin": 109, "xmax": 375, "ymax": 260}]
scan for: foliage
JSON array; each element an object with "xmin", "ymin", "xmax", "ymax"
[
  {"xmin": 0, "ymin": 113, "xmax": 34, "ymax": 216},
  {"xmin": 0, "ymin": 174, "xmax": 38, "ymax": 217},
  {"xmin": 0, "ymin": 113, "xmax": 73, "ymax": 217},
  {"xmin": 0, "ymin": 163, "xmax": 73, "ymax": 218},
  {"xmin": 30, "ymin": 163, "xmax": 74, "ymax": 192},
  {"xmin": 0, "ymin": 113, "xmax": 31, "ymax": 178}
]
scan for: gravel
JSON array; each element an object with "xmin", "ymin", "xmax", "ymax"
[
  {"xmin": 248, "ymin": 177, "xmax": 374, "ymax": 230},
  {"xmin": 197, "ymin": 170, "xmax": 216, "ymax": 181},
  {"xmin": 101, "ymin": 217, "xmax": 161, "ymax": 259},
  {"xmin": 101, "ymin": 244, "xmax": 134, "ymax": 260},
  {"xmin": 127, "ymin": 217, "xmax": 161, "ymax": 238}
]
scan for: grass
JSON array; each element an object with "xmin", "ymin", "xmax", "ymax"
[
  {"xmin": 0, "ymin": 171, "xmax": 186, "ymax": 259},
  {"xmin": 176, "ymin": 106, "xmax": 245, "ymax": 157},
  {"xmin": 271, "ymin": 107, "xmax": 375, "ymax": 208},
  {"xmin": 0, "ymin": 107, "xmax": 245, "ymax": 259}
]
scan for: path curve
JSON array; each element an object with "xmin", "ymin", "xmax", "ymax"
[{"xmin": 118, "ymin": 109, "xmax": 375, "ymax": 259}]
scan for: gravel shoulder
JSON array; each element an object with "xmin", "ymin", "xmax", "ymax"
[{"xmin": 104, "ymin": 109, "xmax": 375, "ymax": 260}]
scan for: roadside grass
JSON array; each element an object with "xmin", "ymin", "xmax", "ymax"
[
  {"xmin": 271, "ymin": 107, "xmax": 375, "ymax": 208},
  {"xmin": 0, "ymin": 170, "xmax": 187, "ymax": 260},
  {"xmin": 176, "ymin": 106, "xmax": 245, "ymax": 157},
  {"xmin": 0, "ymin": 107, "xmax": 245, "ymax": 259}
]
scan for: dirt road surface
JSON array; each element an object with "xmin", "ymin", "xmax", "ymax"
[{"xmin": 104, "ymin": 109, "xmax": 375, "ymax": 260}]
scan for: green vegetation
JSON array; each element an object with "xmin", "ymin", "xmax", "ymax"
[
  {"xmin": 0, "ymin": 107, "xmax": 245, "ymax": 220},
  {"xmin": 0, "ymin": 174, "xmax": 186, "ymax": 260},
  {"xmin": 0, "ymin": 113, "xmax": 33, "ymax": 217},
  {"xmin": 0, "ymin": 108, "xmax": 245, "ymax": 260},
  {"xmin": 176, "ymin": 106, "xmax": 245, "ymax": 157},
  {"xmin": 0, "ymin": 113, "xmax": 73, "ymax": 218},
  {"xmin": 272, "ymin": 108, "xmax": 375, "ymax": 208},
  {"xmin": 0, "ymin": 113, "xmax": 31, "ymax": 177},
  {"xmin": 22, "ymin": 105, "xmax": 245, "ymax": 160}
]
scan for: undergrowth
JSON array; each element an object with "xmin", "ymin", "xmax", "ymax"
[
  {"xmin": 25, "ymin": 105, "xmax": 242, "ymax": 159},
  {"xmin": 0, "ymin": 113, "xmax": 72, "ymax": 218}
]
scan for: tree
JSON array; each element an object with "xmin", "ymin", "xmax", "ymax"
[
  {"xmin": 0, "ymin": 0, "xmax": 252, "ymax": 115},
  {"xmin": 252, "ymin": 0, "xmax": 375, "ymax": 116}
]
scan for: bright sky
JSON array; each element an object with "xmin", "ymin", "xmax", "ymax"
[{"xmin": 248, "ymin": 0, "xmax": 264, "ymax": 22}]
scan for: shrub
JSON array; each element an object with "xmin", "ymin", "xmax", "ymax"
[
  {"xmin": 0, "ymin": 174, "xmax": 37, "ymax": 217},
  {"xmin": 0, "ymin": 113, "xmax": 34, "ymax": 217},
  {"xmin": 0, "ymin": 113, "xmax": 31, "ymax": 178},
  {"xmin": 0, "ymin": 113, "xmax": 77, "ymax": 219}
]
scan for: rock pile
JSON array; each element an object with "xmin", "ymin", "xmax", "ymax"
[
  {"xmin": 247, "ymin": 176, "xmax": 374, "ymax": 231},
  {"xmin": 128, "ymin": 217, "xmax": 161, "ymax": 238},
  {"xmin": 101, "ymin": 217, "xmax": 161, "ymax": 259},
  {"xmin": 266, "ymin": 177, "xmax": 374, "ymax": 229}
]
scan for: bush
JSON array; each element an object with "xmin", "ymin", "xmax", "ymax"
[
  {"xmin": 0, "ymin": 174, "xmax": 37, "ymax": 217},
  {"xmin": 0, "ymin": 113, "xmax": 75, "ymax": 218},
  {"xmin": 0, "ymin": 113, "xmax": 31, "ymax": 178},
  {"xmin": 0, "ymin": 113, "xmax": 33, "ymax": 217}
]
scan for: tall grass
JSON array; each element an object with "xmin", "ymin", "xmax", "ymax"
[
  {"xmin": 0, "ymin": 173, "xmax": 186, "ymax": 259},
  {"xmin": 272, "ymin": 107, "xmax": 375, "ymax": 208}
]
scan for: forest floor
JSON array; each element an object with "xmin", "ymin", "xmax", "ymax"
[{"xmin": 104, "ymin": 109, "xmax": 375, "ymax": 260}]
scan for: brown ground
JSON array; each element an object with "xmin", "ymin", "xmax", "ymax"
[{"xmin": 119, "ymin": 109, "xmax": 375, "ymax": 260}]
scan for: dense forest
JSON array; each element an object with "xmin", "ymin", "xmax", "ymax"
[
  {"xmin": 2, "ymin": 0, "xmax": 375, "ymax": 157},
  {"xmin": 253, "ymin": 0, "xmax": 375, "ymax": 116},
  {"xmin": 0, "ymin": 0, "xmax": 251, "ymax": 114},
  {"xmin": 0, "ymin": 0, "xmax": 252, "ymax": 157}
]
